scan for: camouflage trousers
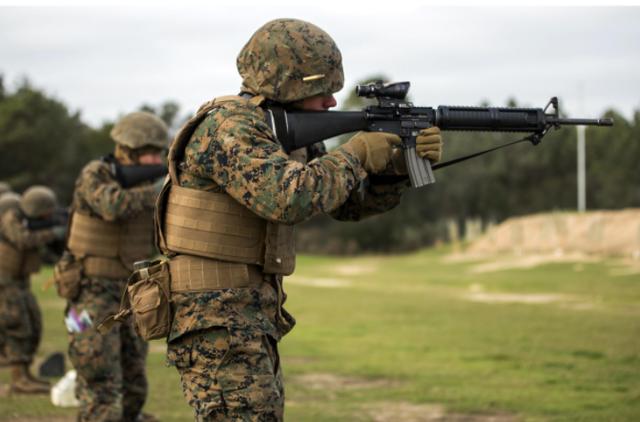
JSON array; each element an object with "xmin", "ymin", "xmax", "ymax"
[
  {"xmin": 167, "ymin": 326, "xmax": 284, "ymax": 421},
  {"xmin": 0, "ymin": 281, "xmax": 42, "ymax": 364},
  {"xmin": 68, "ymin": 277, "xmax": 149, "ymax": 422}
]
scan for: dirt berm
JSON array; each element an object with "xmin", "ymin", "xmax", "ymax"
[{"xmin": 467, "ymin": 209, "xmax": 640, "ymax": 258}]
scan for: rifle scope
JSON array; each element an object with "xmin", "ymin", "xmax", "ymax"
[{"xmin": 356, "ymin": 81, "xmax": 410, "ymax": 100}]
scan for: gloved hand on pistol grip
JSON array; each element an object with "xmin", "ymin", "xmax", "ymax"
[
  {"xmin": 416, "ymin": 126, "xmax": 443, "ymax": 162},
  {"xmin": 342, "ymin": 131, "xmax": 400, "ymax": 174}
]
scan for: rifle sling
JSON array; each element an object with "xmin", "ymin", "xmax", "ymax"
[
  {"xmin": 370, "ymin": 133, "xmax": 538, "ymax": 185},
  {"xmin": 432, "ymin": 134, "xmax": 536, "ymax": 171},
  {"xmin": 265, "ymin": 106, "xmax": 290, "ymax": 149}
]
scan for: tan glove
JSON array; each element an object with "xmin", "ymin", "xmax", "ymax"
[
  {"xmin": 342, "ymin": 131, "xmax": 400, "ymax": 173},
  {"xmin": 416, "ymin": 126, "xmax": 443, "ymax": 162},
  {"xmin": 390, "ymin": 126, "xmax": 443, "ymax": 174}
]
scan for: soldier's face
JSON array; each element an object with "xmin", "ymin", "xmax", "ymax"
[
  {"xmin": 295, "ymin": 94, "xmax": 337, "ymax": 111},
  {"xmin": 138, "ymin": 152, "xmax": 164, "ymax": 165}
]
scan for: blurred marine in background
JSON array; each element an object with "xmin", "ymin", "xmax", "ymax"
[
  {"xmin": 153, "ymin": 18, "xmax": 442, "ymax": 421},
  {"xmin": 55, "ymin": 112, "xmax": 167, "ymax": 422},
  {"xmin": 0, "ymin": 187, "xmax": 19, "ymax": 368},
  {"xmin": 0, "ymin": 185, "xmax": 65, "ymax": 393}
]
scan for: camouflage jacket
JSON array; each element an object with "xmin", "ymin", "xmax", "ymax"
[
  {"xmin": 0, "ymin": 208, "xmax": 56, "ymax": 284},
  {"xmin": 0, "ymin": 208, "xmax": 56, "ymax": 251},
  {"xmin": 176, "ymin": 98, "xmax": 407, "ymax": 222},
  {"xmin": 71, "ymin": 158, "xmax": 157, "ymax": 221},
  {"xmin": 168, "ymin": 97, "xmax": 407, "ymax": 342}
]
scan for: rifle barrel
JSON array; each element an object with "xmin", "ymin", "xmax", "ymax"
[{"xmin": 550, "ymin": 117, "xmax": 614, "ymax": 126}]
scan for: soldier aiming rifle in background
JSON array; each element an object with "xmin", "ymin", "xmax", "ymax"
[
  {"xmin": 54, "ymin": 111, "xmax": 167, "ymax": 422},
  {"xmin": 0, "ymin": 185, "xmax": 65, "ymax": 394}
]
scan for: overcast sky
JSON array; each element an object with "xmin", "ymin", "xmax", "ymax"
[{"xmin": 1, "ymin": 4, "xmax": 638, "ymax": 126}]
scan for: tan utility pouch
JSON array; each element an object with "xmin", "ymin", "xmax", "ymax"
[
  {"xmin": 53, "ymin": 253, "xmax": 83, "ymax": 300},
  {"xmin": 98, "ymin": 259, "xmax": 172, "ymax": 341}
]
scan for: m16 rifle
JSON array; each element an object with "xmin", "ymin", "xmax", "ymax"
[
  {"xmin": 26, "ymin": 207, "xmax": 69, "ymax": 259},
  {"xmin": 102, "ymin": 155, "xmax": 167, "ymax": 188},
  {"xmin": 114, "ymin": 163, "xmax": 167, "ymax": 188},
  {"xmin": 264, "ymin": 81, "xmax": 614, "ymax": 188}
]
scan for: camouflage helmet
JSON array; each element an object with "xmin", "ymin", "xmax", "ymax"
[
  {"xmin": 237, "ymin": 18, "xmax": 344, "ymax": 103},
  {"xmin": 110, "ymin": 112, "xmax": 169, "ymax": 149},
  {"xmin": 0, "ymin": 182, "xmax": 11, "ymax": 196},
  {"xmin": 0, "ymin": 192, "xmax": 20, "ymax": 215},
  {"xmin": 20, "ymin": 185, "xmax": 57, "ymax": 218}
]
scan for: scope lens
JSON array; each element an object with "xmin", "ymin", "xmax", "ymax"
[{"xmin": 356, "ymin": 84, "xmax": 375, "ymax": 97}]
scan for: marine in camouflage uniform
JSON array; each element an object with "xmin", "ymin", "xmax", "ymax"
[
  {"xmin": 0, "ymin": 186, "xmax": 64, "ymax": 393},
  {"xmin": 63, "ymin": 112, "xmax": 167, "ymax": 422},
  {"xmin": 0, "ymin": 186, "xmax": 17, "ymax": 367},
  {"xmin": 159, "ymin": 19, "xmax": 442, "ymax": 421}
]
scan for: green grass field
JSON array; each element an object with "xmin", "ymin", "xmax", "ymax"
[{"xmin": 1, "ymin": 248, "xmax": 638, "ymax": 421}]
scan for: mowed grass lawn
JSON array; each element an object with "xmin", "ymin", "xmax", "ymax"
[{"xmin": 1, "ymin": 248, "xmax": 638, "ymax": 421}]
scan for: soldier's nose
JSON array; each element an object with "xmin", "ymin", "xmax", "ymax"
[{"xmin": 323, "ymin": 95, "xmax": 337, "ymax": 110}]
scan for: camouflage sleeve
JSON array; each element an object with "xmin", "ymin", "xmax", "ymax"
[
  {"xmin": 308, "ymin": 141, "xmax": 409, "ymax": 221},
  {"xmin": 330, "ymin": 179, "xmax": 409, "ymax": 221},
  {"xmin": 185, "ymin": 107, "xmax": 368, "ymax": 225},
  {"xmin": 0, "ymin": 209, "xmax": 56, "ymax": 249},
  {"xmin": 74, "ymin": 161, "xmax": 156, "ymax": 222}
]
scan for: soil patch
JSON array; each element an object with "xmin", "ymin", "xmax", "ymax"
[
  {"xmin": 467, "ymin": 292, "xmax": 565, "ymax": 305},
  {"xmin": 333, "ymin": 264, "xmax": 377, "ymax": 276},
  {"xmin": 365, "ymin": 401, "xmax": 518, "ymax": 422},
  {"xmin": 465, "ymin": 209, "xmax": 640, "ymax": 259},
  {"xmin": 285, "ymin": 276, "xmax": 352, "ymax": 288},
  {"xmin": 291, "ymin": 372, "xmax": 399, "ymax": 391},
  {"xmin": 465, "ymin": 254, "xmax": 597, "ymax": 273},
  {"xmin": 282, "ymin": 356, "xmax": 317, "ymax": 366},
  {"xmin": 148, "ymin": 342, "xmax": 167, "ymax": 354}
]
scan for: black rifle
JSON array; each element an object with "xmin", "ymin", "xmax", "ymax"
[
  {"xmin": 26, "ymin": 207, "xmax": 69, "ymax": 259},
  {"xmin": 26, "ymin": 207, "xmax": 69, "ymax": 231},
  {"xmin": 115, "ymin": 164, "xmax": 167, "ymax": 188},
  {"xmin": 264, "ymin": 81, "xmax": 614, "ymax": 188},
  {"xmin": 102, "ymin": 155, "xmax": 168, "ymax": 188}
]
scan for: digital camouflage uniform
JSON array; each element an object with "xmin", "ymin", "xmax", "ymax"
[
  {"xmin": 66, "ymin": 157, "xmax": 159, "ymax": 421},
  {"xmin": 0, "ymin": 204, "xmax": 57, "ymax": 393},
  {"xmin": 1, "ymin": 186, "xmax": 64, "ymax": 393},
  {"xmin": 0, "ymin": 188, "xmax": 18, "ymax": 366},
  {"xmin": 163, "ymin": 19, "xmax": 407, "ymax": 421}
]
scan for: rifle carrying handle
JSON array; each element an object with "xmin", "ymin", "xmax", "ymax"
[{"xmin": 404, "ymin": 146, "xmax": 435, "ymax": 188}]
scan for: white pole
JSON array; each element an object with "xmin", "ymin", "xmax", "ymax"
[
  {"xmin": 577, "ymin": 83, "xmax": 586, "ymax": 213},
  {"xmin": 577, "ymin": 125, "xmax": 586, "ymax": 212}
]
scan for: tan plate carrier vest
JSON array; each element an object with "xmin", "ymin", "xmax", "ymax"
[
  {"xmin": 155, "ymin": 95, "xmax": 300, "ymax": 293},
  {"xmin": 0, "ymin": 239, "xmax": 41, "ymax": 280},
  {"xmin": 67, "ymin": 210, "xmax": 154, "ymax": 279}
]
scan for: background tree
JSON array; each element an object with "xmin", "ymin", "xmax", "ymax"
[
  {"xmin": 0, "ymin": 77, "xmax": 179, "ymax": 204},
  {"xmin": 0, "ymin": 78, "xmax": 110, "ymax": 203}
]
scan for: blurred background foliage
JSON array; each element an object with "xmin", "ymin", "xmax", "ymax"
[{"xmin": 1, "ymin": 74, "xmax": 637, "ymax": 253}]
